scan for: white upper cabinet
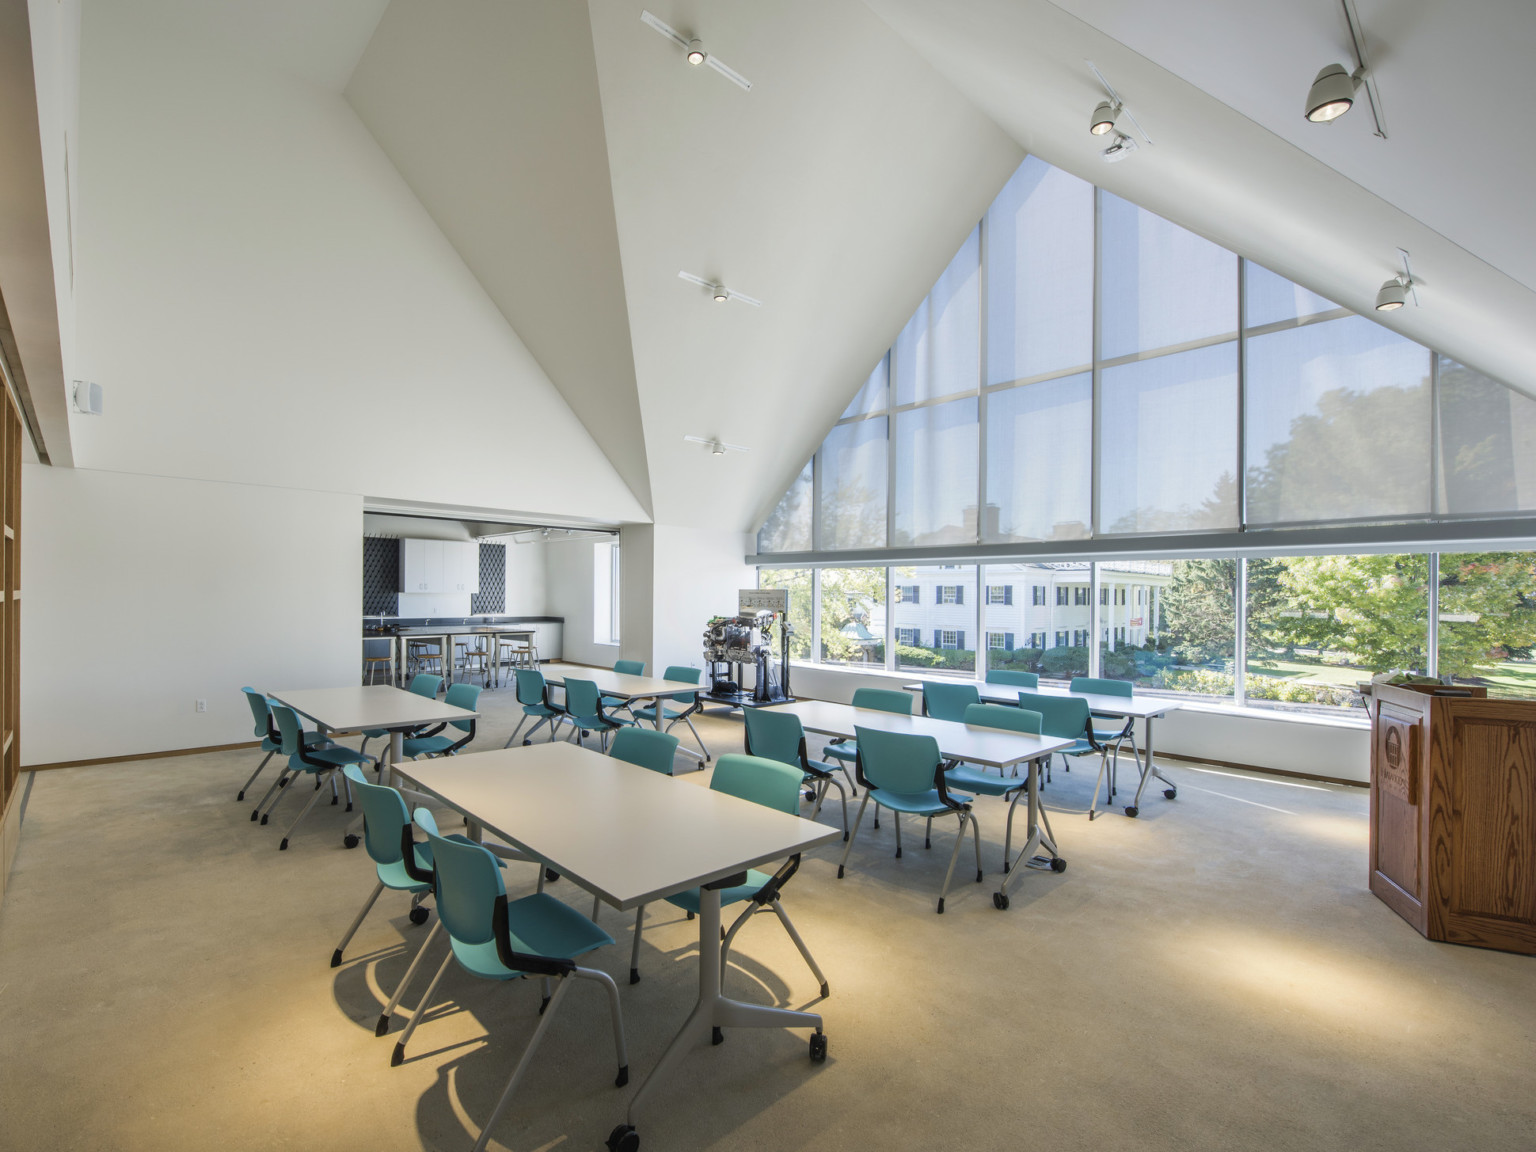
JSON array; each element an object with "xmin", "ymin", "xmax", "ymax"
[{"xmin": 398, "ymin": 539, "xmax": 480, "ymax": 594}]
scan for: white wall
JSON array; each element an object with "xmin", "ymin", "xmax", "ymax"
[
  {"xmin": 69, "ymin": 3, "xmax": 647, "ymax": 526},
  {"xmin": 502, "ymin": 539, "xmax": 546, "ymax": 617},
  {"xmin": 648, "ymin": 525, "xmax": 755, "ymax": 675},
  {"xmin": 21, "ymin": 465, "xmax": 359, "ymax": 764},
  {"xmin": 787, "ymin": 663, "xmax": 1371, "ymax": 784},
  {"xmin": 545, "ymin": 537, "xmax": 613, "ymax": 668}
]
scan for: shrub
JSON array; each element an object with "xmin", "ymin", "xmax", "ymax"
[
  {"xmin": 1153, "ymin": 668, "xmax": 1359, "ymax": 707},
  {"xmin": 1040, "ymin": 645, "xmax": 1090, "ymax": 678}
]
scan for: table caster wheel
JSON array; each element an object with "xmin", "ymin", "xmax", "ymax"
[
  {"xmin": 607, "ymin": 1124, "xmax": 639, "ymax": 1152},
  {"xmin": 809, "ymin": 1032, "xmax": 827, "ymax": 1062},
  {"xmin": 343, "ymin": 834, "xmax": 360, "ymax": 849},
  {"xmin": 409, "ymin": 906, "xmax": 430, "ymax": 925},
  {"xmin": 1051, "ymin": 858, "xmax": 1067, "ymax": 873},
  {"xmin": 993, "ymin": 891, "xmax": 1010, "ymax": 911},
  {"xmin": 544, "ymin": 868, "xmax": 561, "ymax": 883},
  {"xmin": 1124, "ymin": 806, "xmax": 1139, "ymax": 818},
  {"xmin": 1164, "ymin": 787, "xmax": 1177, "ymax": 800}
]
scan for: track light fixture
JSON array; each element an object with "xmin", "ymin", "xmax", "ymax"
[
  {"xmin": 712, "ymin": 283, "xmax": 729, "ymax": 302},
  {"xmin": 678, "ymin": 270, "xmax": 763, "ymax": 307},
  {"xmin": 1304, "ymin": 0, "xmax": 1387, "ymax": 137},
  {"xmin": 1089, "ymin": 100, "xmax": 1119, "ymax": 136},
  {"xmin": 1375, "ymin": 248, "xmax": 1417, "ymax": 312},
  {"xmin": 686, "ymin": 38, "xmax": 705, "ymax": 65}
]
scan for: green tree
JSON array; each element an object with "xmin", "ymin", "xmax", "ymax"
[
  {"xmin": 1157, "ymin": 557, "xmax": 1284, "ymax": 665},
  {"xmin": 1436, "ymin": 552, "xmax": 1536, "ymax": 678},
  {"xmin": 1270, "ymin": 554, "xmax": 1429, "ymax": 672},
  {"xmin": 817, "ymin": 568, "xmax": 886, "ymax": 665},
  {"xmin": 758, "ymin": 569, "xmax": 813, "ymax": 659}
]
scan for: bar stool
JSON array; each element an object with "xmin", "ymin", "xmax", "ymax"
[
  {"xmin": 407, "ymin": 640, "xmax": 443, "ymax": 678},
  {"xmin": 499, "ymin": 636, "xmax": 539, "ymax": 671},
  {"xmin": 362, "ymin": 637, "xmax": 395, "ymax": 685},
  {"xmin": 458, "ymin": 637, "xmax": 491, "ymax": 686}
]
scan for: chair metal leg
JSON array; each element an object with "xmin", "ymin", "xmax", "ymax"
[
  {"xmin": 469, "ymin": 979, "xmax": 576, "ymax": 1152},
  {"xmin": 768, "ymin": 899, "xmax": 829, "ymax": 998},
  {"xmin": 237, "ymin": 750, "xmax": 274, "ymax": 801},
  {"xmin": 629, "ymin": 905, "xmax": 646, "ymax": 984},
  {"xmin": 252, "ymin": 768, "xmax": 293, "ymax": 823},
  {"xmin": 279, "ymin": 771, "xmax": 331, "ymax": 850},
  {"xmin": 810, "ymin": 775, "xmax": 849, "ymax": 840},
  {"xmin": 332, "ymin": 879, "xmax": 386, "ymax": 967},
  {"xmin": 392, "ymin": 950, "xmax": 455, "ymax": 1065},
  {"xmin": 591, "ymin": 894, "xmax": 602, "ymax": 923},
  {"xmin": 936, "ymin": 810, "xmax": 980, "ymax": 914},
  {"xmin": 924, "ymin": 816, "xmax": 932, "ymax": 849},
  {"xmin": 574, "ymin": 964, "xmax": 629, "ymax": 1087},
  {"xmin": 1089, "ymin": 749, "xmax": 1111, "ymax": 821},
  {"xmin": 893, "ymin": 812, "xmax": 903, "ymax": 858},
  {"xmin": 376, "ymin": 921, "xmax": 443, "ymax": 1036},
  {"xmin": 837, "ymin": 793, "xmax": 872, "ymax": 879},
  {"xmin": 669, "ymin": 713, "xmax": 711, "ymax": 762}
]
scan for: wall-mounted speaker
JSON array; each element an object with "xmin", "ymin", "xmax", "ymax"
[{"xmin": 72, "ymin": 380, "xmax": 103, "ymax": 415}]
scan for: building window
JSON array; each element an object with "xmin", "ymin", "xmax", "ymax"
[
  {"xmin": 1137, "ymin": 587, "xmax": 1146, "ymax": 605},
  {"xmin": 1100, "ymin": 587, "xmax": 1108, "ymax": 605},
  {"xmin": 1032, "ymin": 585, "xmax": 1046, "ymax": 606},
  {"xmin": 1073, "ymin": 628, "xmax": 1089, "ymax": 646},
  {"xmin": 940, "ymin": 585, "xmax": 964, "ymax": 605},
  {"xmin": 593, "ymin": 540, "xmax": 620, "ymax": 645},
  {"xmin": 1056, "ymin": 586, "xmax": 1069, "ymax": 606},
  {"xmin": 987, "ymin": 631, "xmax": 1008, "ymax": 649},
  {"xmin": 896, "ymin": 584, "xmax": 920, "ymax": 604},
  {"xmin": 895, "ymin": 627, "xmax": 920, "ymax": 645},
  {"xmin": 1117, "ymin": 588, "xmax": 1127, "ymax": 605},
  {"xmin": 1030, "ymin": 631, "xmax": 1046, "ymax": 649},
  {"xmin": 1074, "ymin": 587, "xmax": 1088, "ymax": 606},
  {"xmin": 1055, "ymin": 630, "xmax": 1069, "ymax": 647},
  {"xmin": 987, "ymin": 585, "xmax": 1012, "ymax": 605},
  {"xmin": 1115, "ymin": 626, "xmax": 1126, "ymax": 643},
  {"xmin": 937, "ymin": 630, "xmax": 965, "ymax": 650}
]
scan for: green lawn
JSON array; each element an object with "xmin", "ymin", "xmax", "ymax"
[{"xmin": 1246, "ymin": 654, "xmax": 1536, "ymax": 700}]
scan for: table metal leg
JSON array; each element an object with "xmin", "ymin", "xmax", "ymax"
[
  {"xmin": 995, "ymin": 757, "xmax": 1064, "ymax": 910},
  {"xmin": 1126, "ymin": 716, "xmax": 1177, "ymax": 816},
  {"xmin": 618, "ymin": 884, "xmax": 824, "ymax": 1133}
]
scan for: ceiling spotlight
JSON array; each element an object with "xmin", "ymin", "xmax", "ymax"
[
  {"xmin": 1090, "ymin": 100, "xmax": 1119, "ymax": 136},
  {"xmin": 684, "ymin": 435, "xmax": 749, "ymax": 456},
  {"xmin": 686, "ymin": 38, "xmax": 705, "ymax": 65},
  {"xmin": 640, "ymin": 11, "xmax": 752, "ymax": 89},
  {"xmin": 1100, "ymin": 132, "xmax": 1138, "ymax": 163},
  {"xmin": 679, "ymin": 270, "xmax": 762, "ymax": 307},
  {"xmin": 1375, "ymin": 248, "xmax": 1417, "ymax": 311},
  {"xmin": 1304, "ymin": 63, "xmax": 1362, "ymax": 122}
]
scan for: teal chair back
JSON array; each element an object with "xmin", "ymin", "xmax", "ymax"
[
  {"xmin": 853, "ymin": 727, "xmax": 942, "ymax": 794},
  {"xmin": 922, "ymin": 681, "xmax": 980, "ymax": 722},
  {"xmin": 343, "ymin": 763, "xmax": 411, "ymax": 866},
  {"xmin": 742, "ymin": 707, "xmax": 806, "ymax": 768},
  {"xmin": 514, "ymin": 668, "xmax": 548, "ymax": 708},
  {"xmin": 986, "ymin": 669, "xmax": 1039, "ymax": 689},
  {"xmin": 270, "ymin": 703, "xmax": 305, "ymax": 756},
  {"xmin": 242, "ymin": 687, "xmax": 272, "ymax": 738},
  {"xmin": 710, "ymin": 753, "xmax": 803, "ymax": 815},
  {"xmin": 850, "ymin": 687, "xmax": 913, "ymax": 715},
  {"xmin": 1018, "ymin": 692, "xmax": 1092, "ymax": 741},
  {"xmin": 443, "ymin": 682, "xmax": 481, "ymax": 732},
  {"xmin": 609, "ymin": 727, "xmax": 679, "ymax": 774},
  {"xmin": 417, "ymin": 811, "xmax": 502, "ymax": 947},
  {"xmin": 661, "ymin": 665, "xmax": 700, "ymax": 704},
  {"xmin": 963, "ymin": 703, "xmax": 1042, "ymax": 735},
  {"xmin": 409, "ymin": 674, "xmax": 443, "ymax": 699},
  {"xmin": 564, "ymin": 678, "xmax": 604, "ymax": 721},
  {"xmin": 1071, "ymin": 677, "xmax": 1134, "ymax": 698},
  {"xmin": 614, "ymin": 660, "xmax": 644, "ymax": 676}
]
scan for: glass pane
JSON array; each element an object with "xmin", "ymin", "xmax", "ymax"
[
  {"xmin": 892, "ymin": 565, "xmax": 977, "ymax": 677},
  {"xmin": 894, "ymin": 226, "xmax": 980, "ymax": 405},
  {"xmin": 984, "ymin": 373, "xmax": 1091, "ymax": 543},
  {"xmin": 980, "ymin": 562, "xmax": 1064, "ymax": 676},
  {"xmin": 893, "ymin": 397, "xmax": 978, "ymax": 546},
  {"xmin": 1102, "ymin": 561, "xmax": 1223, "ymax": 698},
  {"xmin": 1243, "ymin": 261, "xmax": 1339, "ymax": 328},
  {"xmin": 756, "ymin": 459, "xmax": 812, "ymax": 553},
  {"xmin": 757, "ymin": 568, "xmax": 813, "ymax": 660},
  {"xmin": 1247, "ymin": 554, "xmax": 1427, "ymax": 715},
  {"xmin": 985, "ymin": 158, "xmax": 1093, "ymax": 384},
  {"xmin": 1099, "ymin": 192, "xmax": 1237, "ymax": 360},
  {"xmin": 819, "ymin": 568, "xmax": 886, "ymax": 667},
  {"xmin": 819, "ymin": 417, "xmax": 887, "ymax": 550},
  {"xmin": 841, "ymin": 356, "xmax": 889, "ymax": 420},
  {"xmin": 1437, "ymin": 356, "xmax": 1536, "ymax": 515},
  {"xmin": 1100, "ymin": 343, "xmax": 1239, "ymax": 534},
  {"xmin": 1245, "ymin": 316, "xmax": 1431, "ymax": 525},
  {"xmin": 1437, "ymin": 552, "xmax": 1536, "ymax": 699}
]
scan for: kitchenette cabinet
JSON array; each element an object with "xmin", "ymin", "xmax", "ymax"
[{"xmin": 398, "ymin": 539, "xmax": 479, "ymax": 595}]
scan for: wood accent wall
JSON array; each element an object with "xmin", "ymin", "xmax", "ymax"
[{"xmin": 0, "ymin": 384, "xmax": 21, "ymax": 905}]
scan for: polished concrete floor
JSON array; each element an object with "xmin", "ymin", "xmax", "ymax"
[{"xmin": 2, "ymin": 687, "xmax": 1534, "ymax": 1152}]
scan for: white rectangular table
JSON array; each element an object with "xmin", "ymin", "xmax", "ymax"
[
  {"xmin": 396, "ymin": 742, "xmax": 840, "ymax": 1141},
  {"xmin": 775, "ymin": 700, "xmax": 1075, "ymax": 906},
  {"xmin": 904, "ymin": 681, "xmax": 1184, "ymax": 817},
  {"xmin": 540, "ymin": 663, "xmax": 708, "ymax": 763},
  {"xmin": 270, "ymin": 683, "xmax": 478, "ymax": 786}
]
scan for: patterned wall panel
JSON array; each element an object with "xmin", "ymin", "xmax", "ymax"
[
  {"xmin": 472, "ymin": 543, "xmax": 506, "ymax": 614},
  {"xmin": 363, "ymin": 537, "xmax": 399, "ymax": 616}
]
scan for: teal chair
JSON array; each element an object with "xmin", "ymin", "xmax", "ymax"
[
  {"xmin": 358, "ymin": 674, "xmax": 443, "ymax": 766},
  {"xmin": 238, "ymin": 688, "xmax": 327, "ymax": 802},
  {"xmin": 505, "ymin": 669, "xmax": 564, "ymax": 746},
  {"xmin": 604, "ymin": 659, "xmax": 645, "ymax": 719},
  {"xmin": 948, "ymin": 704, "xmax": 1063, "ymax": 878},
  {"xmin": 563, "ymin": 677, "xmax": 629, "ymax": 752},
  {"xmin": 821, "ymin": 687, "xmax": 912, "ymax": 781},
  {"xmin": 260, "ymin": 704, "xmax": 376, "ymax": 850},
  {"xmin": 630, "ymin": 666, "xmax": 709, "ymax": 762},
  {"xmin": 921, "ymin": 680, "xmax": 980, "ymax": 722},
  {"xmin": 401, "ymin": 682, "xmax": 481, "ymax": 759},
  {"xmin": 1020, "ymin": 691, "xmax": 1116, "ymax": 820},
  {"xmin": 391, "ymin": 811, "xmax": 628, "ymax": 1152},
  {"xmin": 986, "ymin": 669, "xmax": 1039, "ymax": 689},
  {"xmin": 1070, "ymin": 676, "xmax": 1140, "ymax": 781},
  {"xmin": 743, "ymin": 706, "xmax": 849, "ymax": 839},
  {"xmin": 626, "ymin": 754, "xmax": 828, "ymax": 1000},
  {"xmin": 608, "ymin": 726, "xmax": 679, "ymax": 775},
  {"xmin": 838, "ymin": 727, "xmax": 981, "ymax": 914}
]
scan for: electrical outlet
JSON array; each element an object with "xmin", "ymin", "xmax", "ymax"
[{"xmin": 195, "ymin": 699, "xmax": 207, "ymax": 713}]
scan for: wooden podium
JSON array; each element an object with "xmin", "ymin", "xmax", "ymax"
[{"xmin": 1367, "ymin": 683, "xmax": 1536, "ymax": 955}]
